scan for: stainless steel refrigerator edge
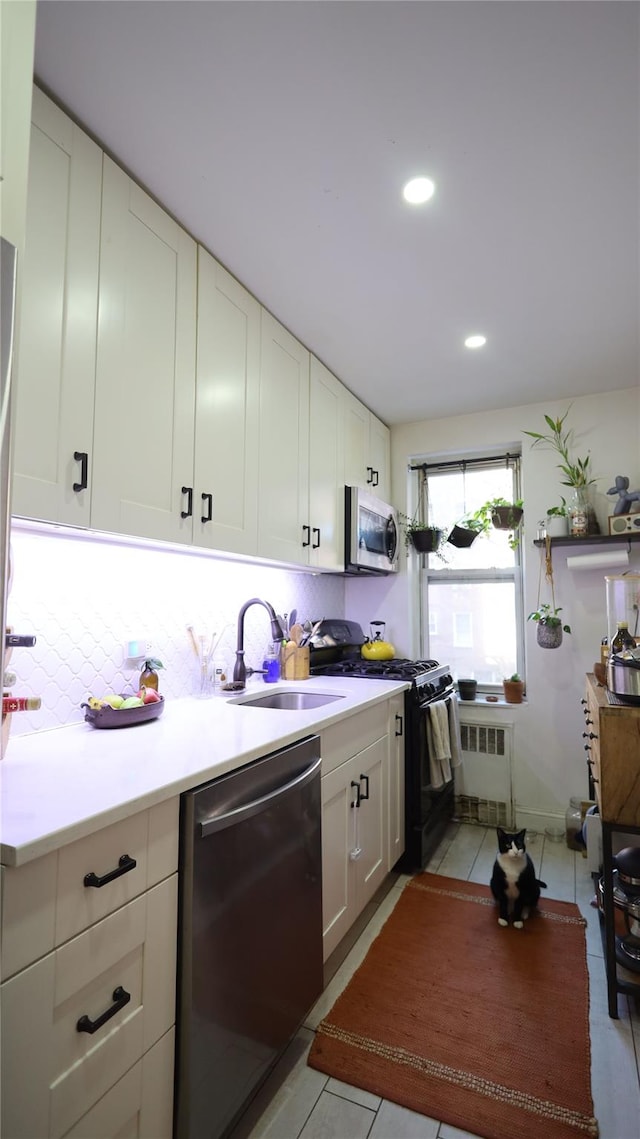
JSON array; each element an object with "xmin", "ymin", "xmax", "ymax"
[
  {"xmin": 175, "ymin": 734, "xmax": 324, "ymax": 1139},
  {"xmin": 1, "ymin": 238, "xmax": 17, "ymax": 755}
]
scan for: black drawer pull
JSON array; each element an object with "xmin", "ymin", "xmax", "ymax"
[
  {"xmin": 366, "ymin": 466, "xmax": 374, "ymax": 484},
  {"xmin": 73, "ymin": 451, "xmax": 88, "ymax": 492},
  {"xmin": 395, "ymin": 713, "xmax": 403, "ymax": 737},
  {"xmin": 372, "ymin": 469, "xmax": 379, "ymax": 487},
  {"xmin": 350, "ymin": 780, "xmax": 361, "ymax": 808},
  {"xmin": 181, "ymin": 486, "xmax": 193, "ymax": 519},
  {"xmin": 76, "ymin": 986, "xmax": 130, "ymax": 1034},
  {"xmin": 201, "ymin": 492, "xmax": 213, "ymax": 523},
  {"xmin": 84, "ymin": 853, "xmax": 137, "ymax": 889},
  {"xmin": 359, "ymin": 773, "xmax": 370, "ymax": 800},
  {"xmin": 302, "ymin": 524, "xmax": 311, "ymax": 548}
]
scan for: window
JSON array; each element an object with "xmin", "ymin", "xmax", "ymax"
[{"xmin": 415, "ymin": 455, "xmax": 523, "ymax": 688}]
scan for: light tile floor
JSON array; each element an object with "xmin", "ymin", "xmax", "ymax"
[{"xmin": 231, "ymin": 823, "xmax": 640, "ymax": 1139}]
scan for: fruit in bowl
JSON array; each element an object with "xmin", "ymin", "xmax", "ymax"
[
  {"xmin": 81, "ymin": 691, "xmax": 165, "ymax": 728},
  {"xmin": 138, "ymin": 686, "xmax": 162, "ymax": 704},
  {"xmin": 120, "ymin": 696, "xmax": 144, "ymax": 710}
]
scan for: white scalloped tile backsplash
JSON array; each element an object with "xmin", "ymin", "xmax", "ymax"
[{"xmin": 5, "ymin": 525, "xmax": 345, "ymax": 739}]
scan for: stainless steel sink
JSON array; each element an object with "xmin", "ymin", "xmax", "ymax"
[{"xmin": 229, "ymin": 691, "xmax": 345, "ymax": 710}]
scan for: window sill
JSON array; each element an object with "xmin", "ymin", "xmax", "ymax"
[{"xmin": 457, "ymin": 696, "xmax": 527, "ymax": 708}]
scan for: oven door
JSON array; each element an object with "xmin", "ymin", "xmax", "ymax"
[{"xmin": 345, "ymin": 486, "xmax": 399, "ymax": 574}]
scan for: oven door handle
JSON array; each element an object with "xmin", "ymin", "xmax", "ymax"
[{"xmin": 350, "ymin": 780, "xmax": 361, "ymax": 808}]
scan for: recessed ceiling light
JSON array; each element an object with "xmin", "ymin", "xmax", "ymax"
[
  {"xmin": 402, "ymin": 177, "xmax": 435, "ymax": 204},
  {"xmin": 464, "ymin": 335, "xmax": 487, "ymax": 349}
]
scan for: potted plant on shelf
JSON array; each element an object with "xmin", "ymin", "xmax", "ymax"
[
  {"xmin": 469, "ymin": 497, "xmax": 524, "ymax": 550},
  {"xmin": 523, "ymin": 407, "xmax": 599, "ymax": 536},
  {"xmin": 503, "ymin": 673, "xmax": 524, "ymax": 703},
  {"xmin": 546, "ymin": 497, "xmax": 569, "ymax": 538},
  {"xmin": 528, "ymin": 603, "xmax": 572, "ymax": 649}
]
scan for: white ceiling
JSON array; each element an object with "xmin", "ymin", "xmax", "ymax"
[{"xmin": 33, "ymin": 0, "xmax": 639, "ymax": 426}]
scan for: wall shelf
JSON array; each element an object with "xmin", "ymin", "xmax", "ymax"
[{"xmin": 533, "ymin": 534, "xmax": 640, "ymax": 547}]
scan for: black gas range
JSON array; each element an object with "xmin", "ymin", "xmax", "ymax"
[{"xmin": 310, "ymin": 622, "xmax": 456, "ymax": 870}]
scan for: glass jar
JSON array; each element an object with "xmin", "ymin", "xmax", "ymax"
[
  {"xmin": 569, "ymin": 488, "xmax": 589, "ymax": 537},
  {"xmin": 565, "ymin": 796, "xmax": 584, "ymax": 851}
]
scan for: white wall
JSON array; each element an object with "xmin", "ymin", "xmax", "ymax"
[{"xmin": 347, "ymin": 386, "xmax": 640, "ymax": 828}]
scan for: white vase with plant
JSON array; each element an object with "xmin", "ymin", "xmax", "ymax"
[{"xmin": 524, "ymin": 406, "xmax": 599, "ymax": 536}]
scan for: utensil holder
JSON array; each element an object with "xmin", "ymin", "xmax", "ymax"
[{"xmin": 281, "ymin": 644, "xmax": 310, "ymax": 680}]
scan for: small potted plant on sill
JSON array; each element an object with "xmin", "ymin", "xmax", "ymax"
[
  {"xmin": 546, "ymin": 497, "xmax": 569, "ymax": 538},
  {"xmin": 469, "ymin": 497, "xmax": 524, "ymax": 550},
  {"xmin": 503, "ymin": 673, "xmax": 524, "ymax": 703},
  {"xmin": 528, "ymin": 603, "xmax": 572, "ymax": 649}
]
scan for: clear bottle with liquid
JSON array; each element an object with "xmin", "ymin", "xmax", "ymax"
[{"xmin": 263, "ymin": 643, "xmax": 280, "ymax": 683}]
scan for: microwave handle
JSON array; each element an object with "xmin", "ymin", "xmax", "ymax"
[{"xmin": 387, "ymin": 515, "xmax": 398, "ymax": 561}]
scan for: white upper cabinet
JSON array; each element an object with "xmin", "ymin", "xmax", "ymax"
[
  {"xmin": 257, "ymin": 311, "xmax": 310, "ymax": 565},
  {"xmin": 12, "ymin": 89, "xmax": 102, "ymax": 526},
  {"xmin": 308, "ymin": 357, "xmax": 344, "ymax": 570},
  {"xmin": 194, "ymin": 249, "xmax": 260, "ymax": 554},
  {"xmin": 342, "ymin": 387, "xmax": 390, "ymax": 500},
  {"xmin": 91, "ymin": 157, "xmax": 197, "ymax": 543}
]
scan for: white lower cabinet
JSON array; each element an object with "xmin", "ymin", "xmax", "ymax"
[
  {"xmin": 1, "ymin": 876, "xmax": 177, "ymax": 1139},
  {"xmin": 62, "ymin": 1029, "xmax": 174, "ymax": 1139},
  {"xmin": 321, "ymin": 730, "xmax": 388, "ymax": 961},
  {"xmin": 0, "ymin": 799, "xmax": 179, "ymax": 1139}
]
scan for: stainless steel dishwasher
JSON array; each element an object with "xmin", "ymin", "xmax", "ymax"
[{"xmin": 175, "ymin": 735, "xmax": 323, "ymax": 1139}]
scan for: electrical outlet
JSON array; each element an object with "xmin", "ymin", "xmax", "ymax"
[{"xmin": 125, "ymin": 639, "xmax": 153, "ymax": 660}]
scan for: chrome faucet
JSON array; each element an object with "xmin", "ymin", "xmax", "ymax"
[{"xmin": 233, "ymin": 598, "xmax": 285, "ymax": 689}]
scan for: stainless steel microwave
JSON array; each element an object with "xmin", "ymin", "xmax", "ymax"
[{"xmin": 345, "ymin": 486, "xmax": 399, "ymax": 575}]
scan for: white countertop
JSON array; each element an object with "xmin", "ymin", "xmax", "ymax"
[{"xmin": 0, "ymin": 676, "xmax": 408, "ymax": 867}]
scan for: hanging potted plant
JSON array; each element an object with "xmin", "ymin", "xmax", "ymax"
[
  {"xmin": 523, "ymin": 407, "xmax": 599, "ymax": 536},
  {"xmin": 528, "ymin": 536, "xmax": 572, "ymax": 648},
  {"xmin": 447, "ymin": 515, "xmax": 485, "ymax": 548},
  {"xmin": 399, "ymin": 514, "xmax": 445, "ymax": 554},
  {"xmin": 528, "ymin": 603, "xmax": 572, "ymax": 649},
  {"xmin": 469, "ymin": 497, "xmax": 524, "ymax": 550}
]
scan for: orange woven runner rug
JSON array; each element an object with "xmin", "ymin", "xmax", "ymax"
[{"xmin": 308, "ymin": 874, "xmax": 598, "ymax": 1139}]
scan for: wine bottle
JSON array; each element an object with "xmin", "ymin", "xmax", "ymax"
[{"xmin": 611, "ymin": 621, "xmax": 635, "ymax": 654}]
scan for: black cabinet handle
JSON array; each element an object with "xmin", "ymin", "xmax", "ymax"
[
  {"xmin": 582, "ymin": 731, "xmax": 598, "ymax": 740},
  {"xmin": 580, "ymin": 698, "xmax": 587, "ymax": 705},
  {"xmin": 76, "ymin": 986, "xmax": 130, "ymax": 1034},
  {"xmin": 312, "ymin": 527, "xmax": 320, "ymax": 549},
  {"xmin": 181, "ymin": 486, "xmax": 193, "ymax": 519},
  {"xmin": 84, "ymin": 853, "xmax": 137, "ymax": 889},
  {"xmin": 302, "ymin": 524, "xmax": 311, "ymax": 547},
  {"xmin": 395, "ymin": 713, "xmax": 403, "ymax": 737},
  {"xmin": 350, "ymin": 780, "xmax": 361, "ymax": 809},
  {"xmin": 201, "ymin": 492, "xmax": 213, "ymax": 523},
  {"xmin": 73, "ymin": 451, "xmax": 88, "ymax": 492},
  {"xmin": 359, "ymin": 773, "xmax": 370, "ymax": 800},
  {"xmin": 372, "ymin": 469, "xmax": 379, "ymax": 487},
  {"xmin": 366, "ymin": 466, "xmax": 374, "ymax": 484}
]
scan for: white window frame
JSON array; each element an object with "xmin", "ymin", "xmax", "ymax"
[{"xmin": 411, "ymin": 451, "xmax": 525, "ymax": 690}]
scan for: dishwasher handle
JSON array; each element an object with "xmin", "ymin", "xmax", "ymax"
[{"xmin": 199, "ymin": 754, "xmax": 321, "ymax": 838}]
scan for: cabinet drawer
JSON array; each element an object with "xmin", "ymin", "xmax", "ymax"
[
  {"xmin": 1, "ymin": 799, "xmax": 178, "ymax": 978},
  {"xmin": 61, "ymin": 1028, "xmax": 175, "ymax": 1139},
  {"xmin": 585, "ymin": 676, "xmax": 640, "ymax": 825},
  {"xmin": 1, "ymin": 876, "xmax": 177, "ymax": 1139},
  {"xmin": 321, "ymin": 702, "xmax": 388, "ymax": 775}
]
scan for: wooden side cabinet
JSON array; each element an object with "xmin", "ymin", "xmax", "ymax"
[{"xmin": 583, "ymin": 674, "xmax": 640, "ymax": 1017}]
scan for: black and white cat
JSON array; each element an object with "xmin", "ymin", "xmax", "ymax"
[{"xmin": 490, "ymin": 827, "xmax": 547, "ymax": 929}]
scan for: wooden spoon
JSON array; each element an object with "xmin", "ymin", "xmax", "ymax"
[{"xmin": 289, "ymin": 623, "xmax": 304, "ymax": 645}]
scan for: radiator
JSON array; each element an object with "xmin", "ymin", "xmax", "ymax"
[{"xmin": 455, "ymin": 722, "xmax": 514, "ymax": 828}]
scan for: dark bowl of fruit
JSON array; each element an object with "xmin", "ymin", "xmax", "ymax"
[{"xmin": 81, "ymin": 690, "xmax": 165, "ymax": 729}]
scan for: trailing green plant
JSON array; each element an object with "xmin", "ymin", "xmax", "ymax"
[
  {"xmin": 468, "ymin": 497, "xmax": 524, "ymax": 550},
  {"xmin": 527, "ymin": 603, "xmax": 571, "ymax": 634},
  {"xmin": 523, "ymin": 406, "xmax": 595, "ymax": 489},
  {"xmin": 398, "ymin": 513, "xmax": 446, "ymax": 552},
  {"xmin": 546, "ymin": 496, "xmax": 568, "ymax": 518}
]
